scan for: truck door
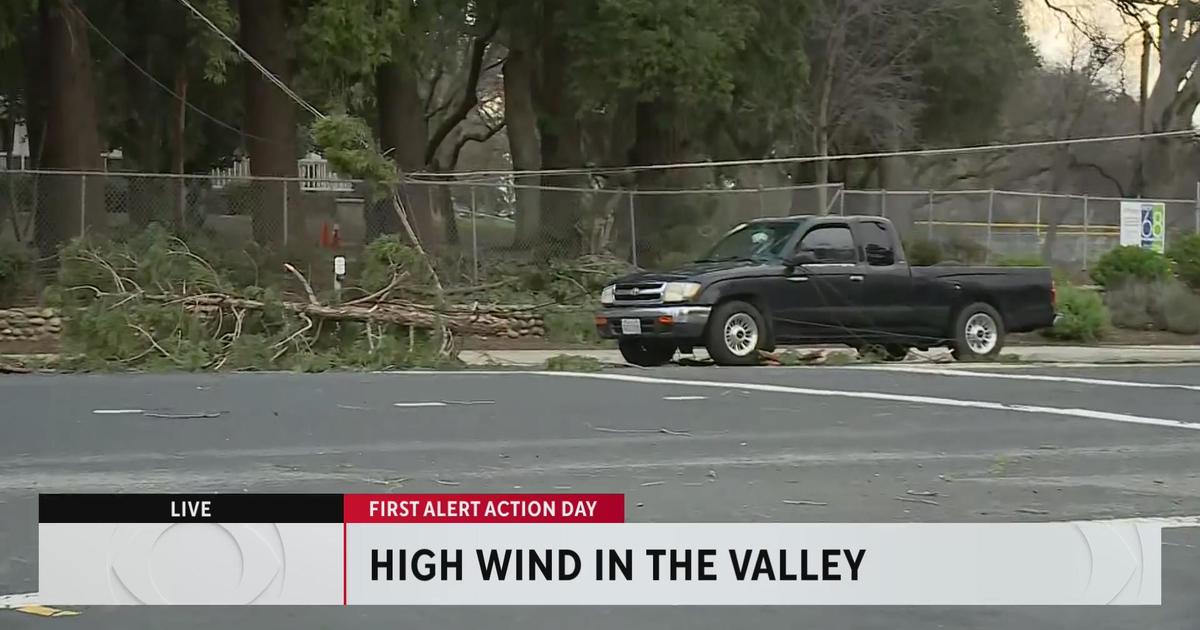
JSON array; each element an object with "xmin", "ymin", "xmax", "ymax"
[
  {"xmin": 850, "ymin": 220, "xmax": 915, "ymax": 339},
  {"xmin": 773, "ymin": 223, "xmax": 864, "ymax": 341}
]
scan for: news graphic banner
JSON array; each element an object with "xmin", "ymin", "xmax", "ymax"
[{"xmin": 38, "ymin": 493, "xmax": 1161, "ymax": 606}]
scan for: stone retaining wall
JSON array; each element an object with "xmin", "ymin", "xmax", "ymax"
[{"xmin": 0, "ymin": 308, "xmax": 63, "ymax": 342}]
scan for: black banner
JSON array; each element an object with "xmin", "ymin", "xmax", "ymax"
[{"xmin": 39, "ymin": 493, "xmax": 344, "ymax": 523}]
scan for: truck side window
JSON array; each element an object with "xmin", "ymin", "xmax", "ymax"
[
  {"xmin": 797, "ymin": 225, "xmax": 856, "ymax": 263},
  {"xmin": 861, "ymin": 222, "xmax": 896, "ymax": 266}
]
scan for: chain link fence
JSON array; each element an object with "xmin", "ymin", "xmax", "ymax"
[{"xmin": 2, "ymin": 170, "xmax": 1199, "ymax": 287}]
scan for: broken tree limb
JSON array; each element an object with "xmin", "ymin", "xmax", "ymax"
[{"xmin": 139, "ymin": 293, "xmax": 522, "ymax": 336}]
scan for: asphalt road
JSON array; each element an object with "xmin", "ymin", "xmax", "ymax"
[{"xmin": 1, "ymin": 364, "xmax": 1199, "ymax": 628}]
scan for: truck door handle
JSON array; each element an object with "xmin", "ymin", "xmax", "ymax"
[
  {"xmin": 787, "ymin": 276, "xmax": 809, "ymax": 282},
  {"xmin": 849, "ymin": 275, "xmax": 864, "ymax": 282}
]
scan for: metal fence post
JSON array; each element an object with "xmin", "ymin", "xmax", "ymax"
[
  {"xmin": 470, "ymin": 186, "xmax": 479, "ymax": 285},
  {"xmin": 1035, "ymin": 195, "xmax": 1042, "ymax": 240},
  {"xmin": 757, "ymin": 187, "xmax": 765, "ymax": 218},
  {"xmin": 880, "ymin": 189, "xmax": 887, "ymax": 217},
  {"xmin": 927, "ymin": 191, "xmax": 934, "ymax": 240},
  {"xmin": 839, "ymin": 184, "xmax": 846, "ymax": 215},
  {"xmin": 986, "ymin": 190, "xmax": 994, "ymax": 263},
  {"xmin": 1082, "ymin": 195, "xmax": 1090, "ymax": 270},
  {"xmin": 282, "ymin": 181, "xmax": 289, "ymax": 248},
  {"xmin": 78, "ymin": 174, "xmax": 87, "ymax": 238},
  {"xmin": 628, "ymin": 192, "xmax": 638, "ymax": 268}
]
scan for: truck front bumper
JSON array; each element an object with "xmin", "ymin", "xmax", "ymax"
[{"xmin": 596, "ymin": 306, "xmax": 711, "ymax": 340}]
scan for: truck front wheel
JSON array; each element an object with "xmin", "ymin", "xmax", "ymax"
[
  {"xmin": 951, "ymin": 302, "xmax": 1005, "ymax": 361},
  {"xmin": 618, "ymin": 338, "xmax": 677, "ymax": 367},
  {"xmin": 706, "ymin": 300, "xmax": 767, "ymax": 366}
]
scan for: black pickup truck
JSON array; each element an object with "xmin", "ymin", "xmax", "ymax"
[{"xmin": 595, "ymin": 215, "xmax": 1059, "ymax": 366}]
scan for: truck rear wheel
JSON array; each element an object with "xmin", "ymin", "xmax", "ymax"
[
  {"xmin": 618, "ymin": 338, "xmax": 677, "ymax": 367},
  {"xmin": 951, "ymin": 302, "xmax": 1005, "ymax": 361},
  {"xmin": 705, "ymin": 300, "xmax": 767, "ymax": 366}
]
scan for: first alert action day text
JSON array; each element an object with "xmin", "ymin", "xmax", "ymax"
[{"xmin": 368, "ymin": 498, "xmax": 601, "ymax": 519}]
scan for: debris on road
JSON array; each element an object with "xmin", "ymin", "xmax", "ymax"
[
  {"xmin": 591, "ymin": 425, "xmax": 692, "ymax": 437},
  {"xmin": 1016, "ymin": 508, "xmax": 1050, "ymax": 515},
  {"xmin": 662, "ymin": 395, "xmax": 707, "ymax": 401},
  {"xmin": 143, "ymin": 411, "xmax": 225, "ymax": 419},
  {"xmin": 782, "ymin": 500, "xmax": 828, "ymax": 507},
  {"xmin": 640, "ymin": 481, "xmax": 665, "ymax": 487},
  {"xmin": 442, "ymin": 400, "xmax": 496, "ymax": 406},
  {"xmin": 905, "ymin": 490, "xmax": 939, "ymax": 497},
  {"xmin": 433, "ymin": 479, "xmax": 461, "ymax": 486},
  {"xmin": 894, "ymin": 496, "xmax": 940, "ymax": 506}
]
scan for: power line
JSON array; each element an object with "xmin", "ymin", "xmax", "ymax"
[
  {"xmin": 406, "ymin": 128, "xmax": 1199, "ymax": 179},
  {"xmin": 78, "ymin": 9, "xmax": 272, "ymax": 143},
  {"xmin": 174, "ymin": 0, "xmax": 325, "ymax": 120}
]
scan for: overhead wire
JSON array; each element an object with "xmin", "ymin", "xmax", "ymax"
[
  {"xmin": 174, "ymin": 0, "xmax": 326, "ymax": 120},
  {"xmin": 406, "ymin": 128, "xmax": 1199, "ymax": 179}
]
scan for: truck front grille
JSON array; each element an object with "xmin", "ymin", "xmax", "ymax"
[{"xmin": 613, "ymin": 282, "xmax": 664, "ymax": 305}]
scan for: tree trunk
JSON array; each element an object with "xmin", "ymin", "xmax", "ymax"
[
  {"xmin": 375, "ymin": 56, "xmax": 438, "ymax": 248},
  {"xmin": 172, "ymin": 64, "xmax": 191, "ymax": 232},
  {"xmin": 503, "ymin": 44, "xmax": 541, "ymax": 248},
  {"xmin": 239, "ymin": 0, "xmax": 301, "ymax": 248},
  {"xmin": 627, "ymin": 99, "xmax": 675, "ymax": 264},
  {"xmin": 1131, "ymin": 29, "xmax": 1151, "ymax": 198},
  {"xmin": 535, "ymin": 0, "xmax": 587, "ymax": 257},
  {"xmin": 35, "ymin": 0, "xmax": 106, "ymax": 258}
]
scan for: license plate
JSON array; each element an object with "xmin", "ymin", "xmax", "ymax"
[{"xmin": 620, "ymin": 318, "xmax": 642, "ymax": 335}]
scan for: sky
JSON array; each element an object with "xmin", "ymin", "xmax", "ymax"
[{"xmin": 1024, "ymin": 0, "xmax": 1149, "ymax": 90}]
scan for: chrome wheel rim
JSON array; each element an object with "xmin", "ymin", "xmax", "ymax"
[
  {"xmin": 964, "ymin": 312, "xmax": 998, "ymax": 354},
  {"xmin": 723, "ymin": 313, "xmax": 759, "ymax": 357}
]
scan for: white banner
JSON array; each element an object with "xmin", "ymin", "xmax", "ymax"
[{"xmin": 40, "ymin": 522, "xmax": 1161, "ymax": 605}]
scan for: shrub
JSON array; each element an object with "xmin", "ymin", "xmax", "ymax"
[
  {"xmin": 1168, "ymin": 233, "xmax": 1200, "ymax": 290},
  {"xmin": 1042, "ymin": 285, "xmax": 1108, "ymax": 342},
  {"xmin": 1161, "ymin": 281, "xmax": 1200, "ymax": 335},
  {"xmin": 1105, "ymin": 278, "xmax": 1200, "ymax": 335},
  {"xmin": 905, "ymin": 239, "xmax": 942, "ymax": 266},
  {"xmin": 0, "ymin": 239, "xmax": 33, "ymax": 306},
  {"xmin": 942, "ymin": 235, "xmax": 988, "ymax": 264},
  {"xmin": 1105, "ymin": 280, "xmax": 1160, "ymax": 330},
  {"xmin": 995, "ymin": 254, "xmax": 1045, "ymax": 267},
  {"xmin": 1090, "ymin": 246, "xmax": 1173, "ymax": 288}
]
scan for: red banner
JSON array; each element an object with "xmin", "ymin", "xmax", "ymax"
[{"xmin": 344, "ymin": 493, "xmax": 624, "ymax": 523}]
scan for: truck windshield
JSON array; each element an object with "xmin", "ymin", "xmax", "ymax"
[{"xmin": 695, "ymin": 220, "xmax": 806, "ymax": 262}]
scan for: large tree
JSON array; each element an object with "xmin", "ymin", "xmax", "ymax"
[
  {"xmin": 239, "ymin": 0, "xmax": 304, "ymax": 247},
  {"xmin": 36, "ymin": 0, "xmax": 106, "ymax": 256}
]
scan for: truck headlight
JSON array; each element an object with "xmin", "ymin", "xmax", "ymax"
[
  {"xmin": 662, "ymin": 282, "xmax": 702, "ymax": 303},
  {"xmin": 600, "ymin": 285, "xmax": 615, "ymax": 305}
]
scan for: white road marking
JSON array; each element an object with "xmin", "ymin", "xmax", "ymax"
[
  {"xmin": 536, "ymin": 371, "xmax": 1200, "ymax": 431},
  {"xmin": 0, "ymin": 592, "xmax": 39, "ymax": 609},
  {"xmin": 391, "ymin": 402, "xmax": 448, "ymax": 408},
  {"xmin": 663, "ymin": 395, "xmax": 708, "ymax": 401},
  {"xmin": 91, "ymin": 409, "xmax": 145, "ymax": 415},
  {"xmin": 855, "ymin": 365, "xmax": 1200, "ymax": 392}
]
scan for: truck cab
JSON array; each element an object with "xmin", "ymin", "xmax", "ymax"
[{"xmin": 595, "ymin": 215, "xmax": 1058, "ymax": 366}]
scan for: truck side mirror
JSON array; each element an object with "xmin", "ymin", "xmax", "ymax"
[{"xmin": 785, "ymin": 250, "xmax": 819, "ymax": 266}]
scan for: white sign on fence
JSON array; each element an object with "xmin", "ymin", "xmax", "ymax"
[{"xmin": 1120, "ymin": 201, "xmax": 1167, "ymax": 253}]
